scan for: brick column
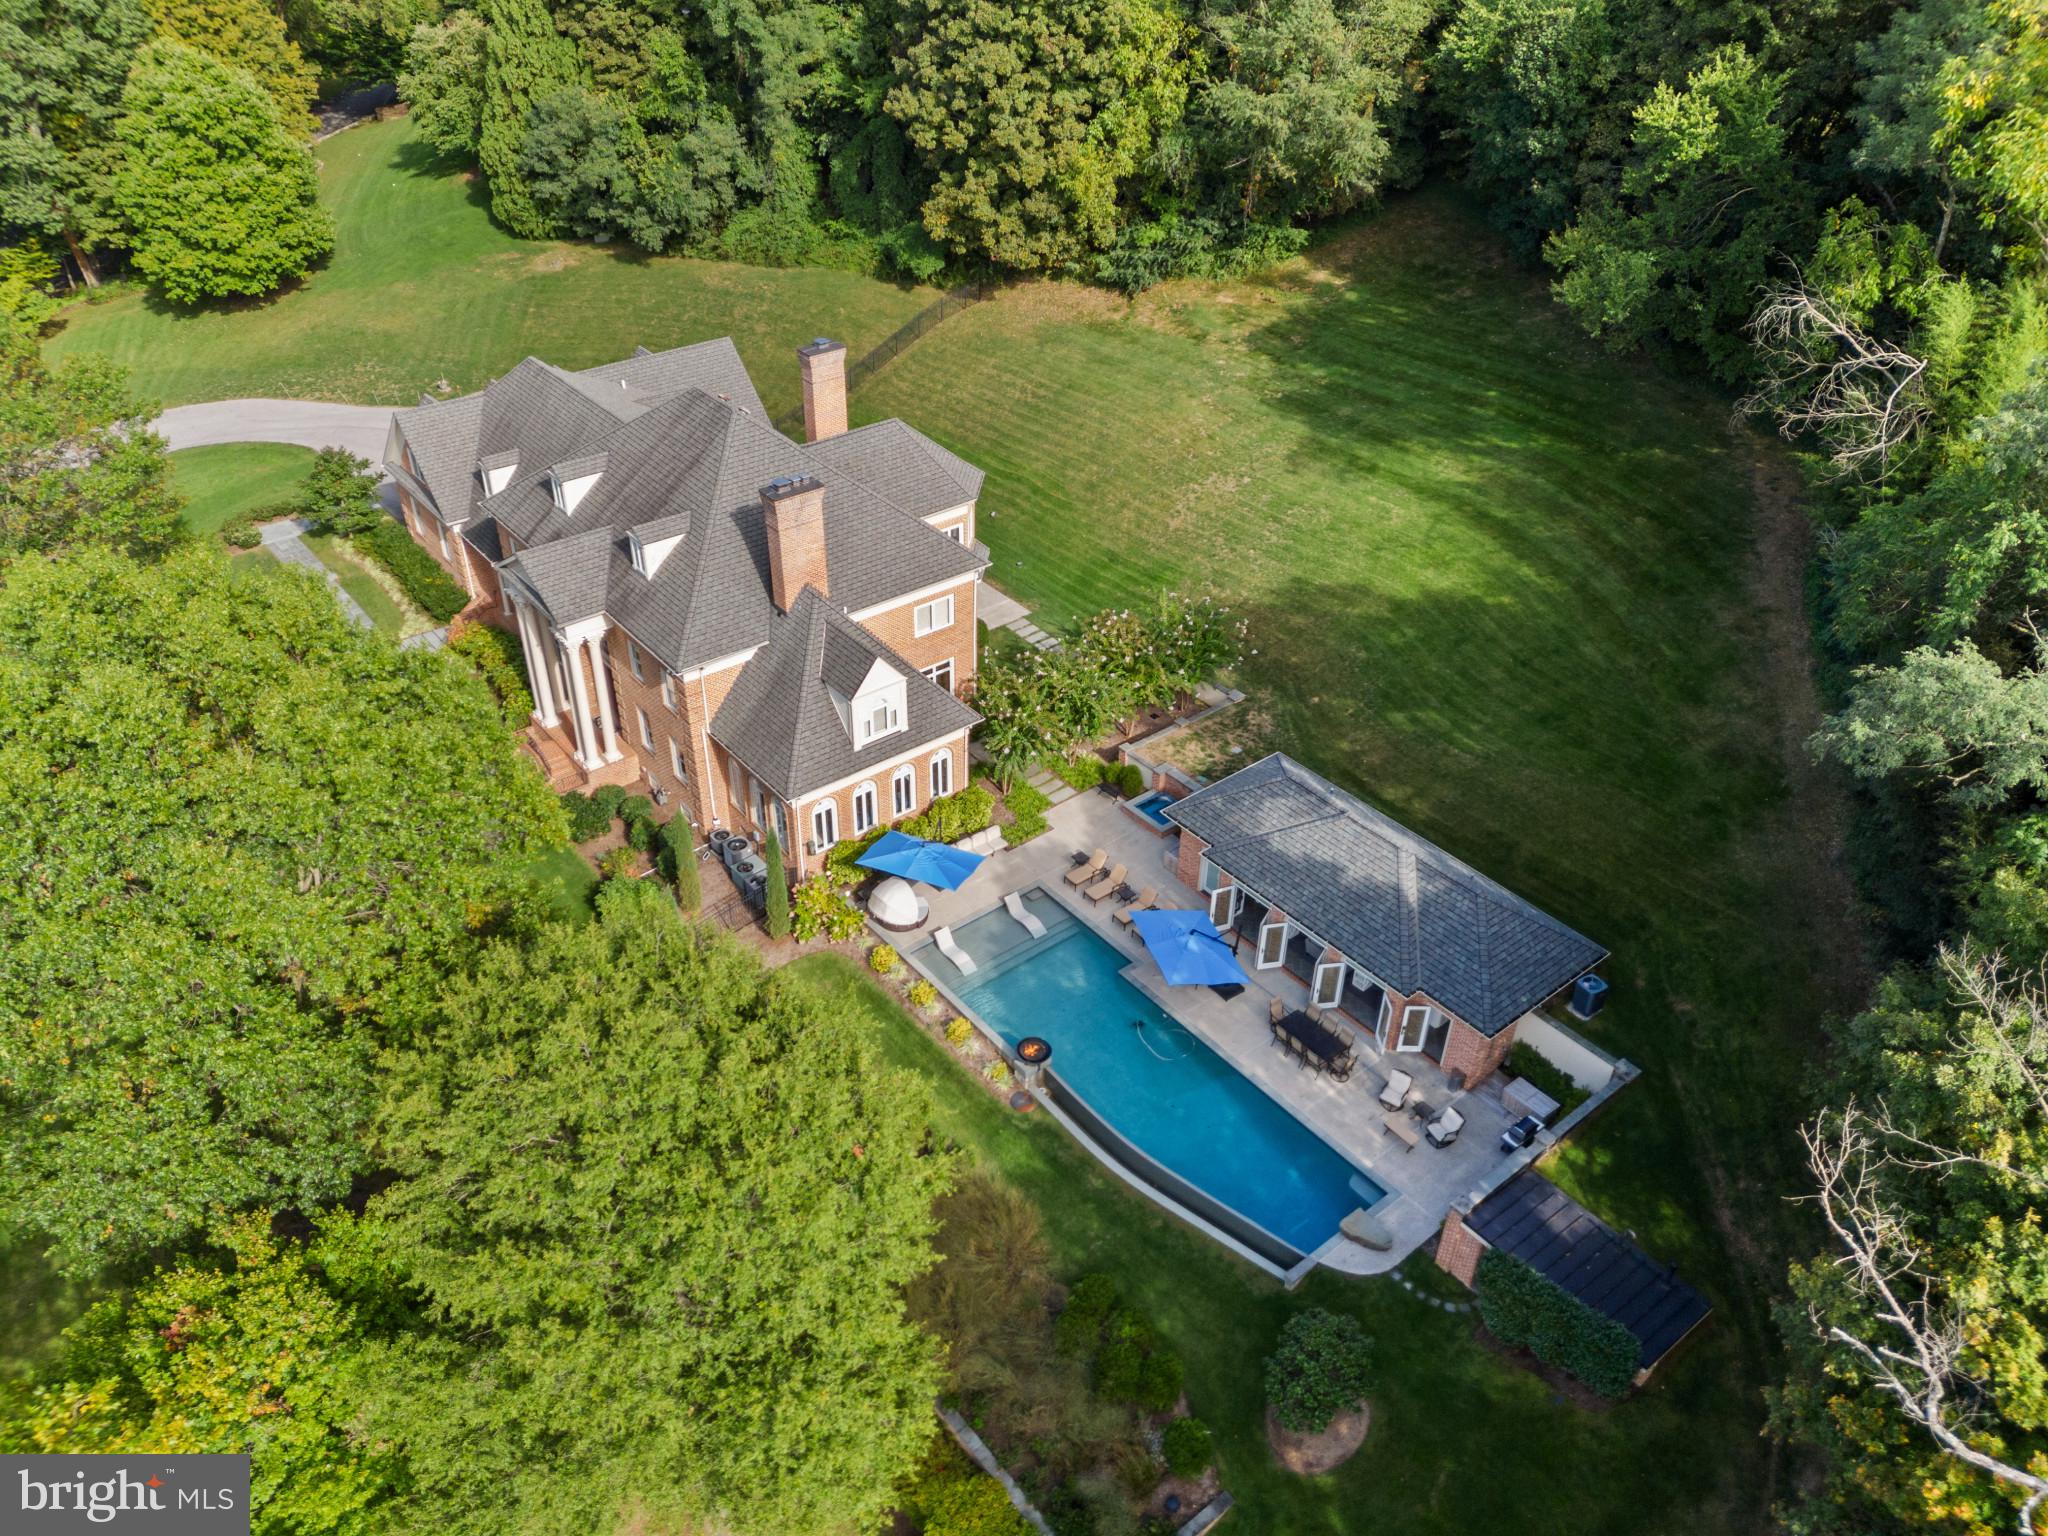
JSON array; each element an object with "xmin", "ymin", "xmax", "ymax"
[{"xmin": 1436, "ymin": 1204, "xmax": 1487, "ymax": 1290}]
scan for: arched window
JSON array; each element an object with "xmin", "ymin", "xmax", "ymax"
[
  {"xmin": 812, "ymin": 800, "xmax": 838, "ymax": 850},
  {"xmin": 852, "ymin": 782, "xmax": 878, "ymax": 834},
  {"xmin": 930, "ymin": 751, "xmax": 953, "ymax": 799},
  {"xmin": 892, "ymin": 764, "xmax": 916, "ymax": 816}
]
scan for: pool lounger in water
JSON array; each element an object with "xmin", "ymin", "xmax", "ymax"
[
  {"xmin": 934, "ymin": 926, "xmax": 977, "ymax": 974},
  {"xmin": 1003, "ymin": 891, "xmax": 1047, "ymax": 939}
]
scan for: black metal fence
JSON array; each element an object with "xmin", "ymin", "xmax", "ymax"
[{"xmin": 844, "ymin": 282, "xmax": 992, "ymax": 394}]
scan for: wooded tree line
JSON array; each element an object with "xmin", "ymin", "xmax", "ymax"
[{"xmin": 0, "ymin": 320, "xmax": 958, "ymax": 1533}]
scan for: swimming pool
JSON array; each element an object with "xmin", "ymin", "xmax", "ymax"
[
  {"xmin": 916, "ymin": 889, "xmax": 1385, "ymax": 1260},
  {"xmin": 1125, "ymin": 790, "xmax": 1177, "ymax": 830}
]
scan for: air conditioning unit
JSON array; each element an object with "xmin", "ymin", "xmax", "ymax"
[{"xmin": 1568, "ymin": 973, "xmax": 1609, "ymax": 1021}]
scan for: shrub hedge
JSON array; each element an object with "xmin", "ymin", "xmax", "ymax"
[
  {"xmin": 446, "ymin": 621, "xmax": 533, "ymax": 721},
  {"xmin": 822, "ymin": 784, "xmax": 998, "ymax": 882},
  {"xmin": 220, "ymin": 515, "xmax": 260, "ymax": 549},
  {"xmin": 793, "ymin": 876, "xmax": 863, "ymax": 941},
  {"xmin": 1475, "ymin": 1249, "xmax": 1638, "ymax": 1397},
  {"xmin": 1002, "ymin": 781, "xmax": 1051, "ymax": 848},
  {"xmin": 558, "ymin": 790, "xmax": 613, "ymax": 844},
  {"xmin": 355, "ymin": 520, "xmax": 468, "ymax": 621},
  {"xmin": 1052, "ymin": 1274, "xmax": 1184, "ymax": 1412},
  {"xmin": 1503, "ymin": 1042, "xmax": 1591, "ymax": 1118},
  {"xmin": 1161, "ymin": 1417, "xmax": 1212, "ymax": 1476}
]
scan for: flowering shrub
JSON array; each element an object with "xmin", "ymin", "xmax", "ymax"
[
  {"xmin": 945, "ymin": 1016, "xmax": 975, "ymax": 1048},
  {"xmin": 596, "ymin": 846, "xmax": 636, "ymax": 881},
  {"xmin": 985, "ymin": 1059, "xmax": 1011, "ymax": 1087},
  {"xmin": 909, "ymin": 978, "xmax": 939, "ymax": 1011},
  {"xmin": 869, "ymin": 943, "xmax": 900, "ymax": 975},
  {"xmin": 973, "ymin": 592, "xmax": 1245, "ymax": 786},
  {"xmin": 792, "ymin": 876, "xmax": 863, "ymax": 941}
]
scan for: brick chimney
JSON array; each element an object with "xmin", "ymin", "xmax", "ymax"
[
  {"xmin": 762, "ymin": 476, "xmax": 828, "ymax": 611},
  {"xmin": 797, "ymin": 337, "xmax": 847, "ymax": 442}
]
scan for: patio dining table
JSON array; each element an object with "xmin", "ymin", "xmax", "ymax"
[{"xmin": 1279, "ymin": 1010, "xmax": 1353, "ymax": 1077}]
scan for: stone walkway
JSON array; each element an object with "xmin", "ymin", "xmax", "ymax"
[
  {"xmin": 258, "ymin": 518, "xmax": 371, "ymax": 629},
  {"xmin": 978, "ymin": 580, "xmax": 1060, "ymax": 653},
  {"xmin": 1025, "ymin": 764, "xmax": 1078, "ymax": 807}
]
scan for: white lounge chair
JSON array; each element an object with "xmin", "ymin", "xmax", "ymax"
[
  {"xmin": 1004, "ymin": 891, "xmax": 1047, "ymax": 939},
  {"xmin": 934, "ymin": 926, "xmax": 977, "ymax": 975},
  {"xmin": 1426, "ymin": 1105, "xmax": 1466, "ymax": 1147},
  {"xmin": 1379, "ymin": 1070, "xmax": 1414, "ymax": 1111}
]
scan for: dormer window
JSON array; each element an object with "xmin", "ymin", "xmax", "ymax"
[
  {"xmin": 846, "ymin": 658, "xmax": 908, "ymax": 745},
  {"xmin": 478, "ymin": 453, "xmax": 519, "ymax": 496},
  {"xmin": 860, "ymin": 697, "xmax": 901, "ymax": 743},
  {"xmin": 548, "ymin": 455, "xmax": 606, "ymax": 516}
]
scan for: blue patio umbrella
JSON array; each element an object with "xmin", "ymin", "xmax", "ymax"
[
  {"xmin": 854, "ymin": 829, "xmax": 986, "ymax": 890},
  {"xmin": 1131, "ymin": 908, "xmax": 1251, "ymax": 988}
]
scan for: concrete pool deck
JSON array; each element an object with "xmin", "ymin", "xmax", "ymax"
[{"xmin": 903, "ymin": 789, "xmax": 1557, "ymax": 1277}]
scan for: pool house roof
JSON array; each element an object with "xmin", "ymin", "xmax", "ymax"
[{"xmin": 1162, "ymin": 753, "xmax": 1606, "ymax": 1036}]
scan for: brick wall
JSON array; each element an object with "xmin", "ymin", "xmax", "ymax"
[
  {"xmin": 602, "ymin": 625, "xmax": 704, "ymax": 818},
  {"xmin": 787, "ymin": 734, "xmax": 969, "ymax": 879},
  {"xmin": 1436, "ymin": 1205, "xmax": 1487, "ymax": 1289},
  {"xmin": 1439, "ymin": 1014, "xmax": 1522, "ymax": 1087},
  {"xmin": 857, "ymin": 579, "xmax": 980, "ymax": 693},
  {"xmin": 1174, "ymin": 830, "xmax": 1209, "ymax": 892},
  {"xmin": 396, "ymin": 486, "xmax": 469, "ymax": 590}
]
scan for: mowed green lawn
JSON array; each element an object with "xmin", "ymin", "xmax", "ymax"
[
  {"xmin": 169, "ymin": 442, "xmax": 314, "ymax": 537},
  {"xmin": 861, "ymin": 197, "xmax": 1857, "ymax": 1534},
  {"xmin": 47, "ymin": 116, "xmax": 939, "ymax": 414}
]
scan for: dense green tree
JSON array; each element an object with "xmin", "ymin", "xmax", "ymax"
[
  {"xmin": 0, "ymin": 546, "xmax": 563, "ymax": 1270},
  {"xmin": 1851, "ymin": 0, "xmax": 1997, "ymax": 259},
  {"xmin": 286, "ymin": 0, "xmax": 441, "ymax": 82},
  {"xmin": 358, "ymin": 894, "xmax": 951, "ymax": 1534},
  {"xmin": 113, "ymin": 41, "xmax": 335, "ymax": 304},
  {"xmin": 398, "ymin": 9, "xmax": 487, "ymax": 157},
  {"xmin": 1432, "ymin": 0, "xmax": 1622, "ymax": 251},
  {"xmin": 1167, "ymin": 0, "xmax": 1437, "ymax": 223},
  {"xmin": 144, "ymin": 0, "xmax": 321, "ymax": 131},
  {"xmin": 301, "ymin": 446, "xmax": 384, "ymax": 536},
  {"xmin": 0, "ymin": 0, "xmax": 150, "ymax": 286},
  {"xmin": 0, "ymin": 316, "xmax": 181, "ymax": 560},
  {"xmin": 0, "ymin": 1213, "xmax": 402, "ymax": 1534},
  {"xmin": 885, "ymin": 0, "xmax": 1186, "ymax": 269},
  {"xmin": 476, "ymin": 0, "xmax": 584, "ymax": 236},
  {"xmin": 1940, "ymin": 0, "xmax": 2048, "ymax": 259}
]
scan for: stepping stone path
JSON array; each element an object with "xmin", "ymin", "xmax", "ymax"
[
  {"xmin": 1390, "ymin": 1265, "xmax": 1476, "ymax": 1314},
  {"xmin": 259, "ymin": 517, "xmax": 372, "ymax": 630},
  {"xmin": 1026, "ymin": 765, "xmax": 1077, "ymax": 807},
  {"xmin": 1005, "ymin": 615, "xmax": 1060, "ymax": 652}
]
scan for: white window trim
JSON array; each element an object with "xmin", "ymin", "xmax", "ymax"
[
  {"xmin": 1398, "ymin": 1004, "xmax": 1432, "ymax": 1053},
  {"xmin": 922, "ymin": 657, "xmax": 956, "ymax": 693},
  {"xmin": 812, "ymin": 800, "xmax": 838, "ymax": 850},
  {"xmin": 1256, "ymin": 918, "xmax": 1288, "ymax": 970},
  {"xmin": 625, "ymin": 636, "xmax": 645, "ymax": 681},
  {"xmin": 435, "ymin": 519, "xmax": 450, "ymax": 559},
  {"xmin": 913, "ymin": 595, "xmax": 955, "ymax": 638},
  {"xmin": 1206, "ymin": 884, "xmax": 1239, "ymax": 928},
  {"xmin": 636, "ymin": 706, "xmax": 653, "ymax": 750},
  {"xmin": 669, "ymin": 737, "xmax": 688, "ymax": 781},
  {"xmin": 660, "ymin": 670, "xmax": 676, "ymax": 710},
  {"xmin": 892, "ymin": 763, "xmax": 916, "ymax": 816},
  {"xmin": 1312, "ymin": 958, "xmax": 1346, "ymax": 1009},
  {"xmin": 930, "ymin": 751, "xmax": 952, "ymax": 799},
  {"xmin": 852, "ymin": 782, "xmax": 878, "ymax": 834}
]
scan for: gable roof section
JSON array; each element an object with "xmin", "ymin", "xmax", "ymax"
[
  {"xmin": 805, "ymin": 419, "xmax": 984, "ymax": 518},
  {"xmin": 1467, "ymin": 1171, "xmax": 1711, "ymax": 1370},
  {"xmin": 390, "ymin": 391, "xmax": 485, "ymax": 522},
  {"xmin": 1161, "ymin": 754, "xmax": 1604, "ymax": 1034},
  {"xmin": 499, "ymin": 524, "xmax": 618, "ymax": 624},
  {"xmin": 711, "ymin": 587, "xmax": 979, "ymax": 801}
]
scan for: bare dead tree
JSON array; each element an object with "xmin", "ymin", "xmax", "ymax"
[
  {"xmin": 1806, "ymin": 1111, "xmax": 2048, "ymax": 1533},
  {"xmin": 1802, "ymin": 945, "xmax": 2048, "ymax": 1532},
  {"xmin": 1740, "ymin": 276, "xmax": 1930, "ymax": 479}
]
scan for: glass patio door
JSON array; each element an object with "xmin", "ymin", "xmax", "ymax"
[
  {"xmin": 1256, "ymin": 918, "xmax": 1288, "ymax": 970},
  {"xmin": 1312, "ymin": 959, "xmax": 1346, "ymax": 1009},
  {"xmin": 1397, "ymin": 1004, "xmax": 1432, "ymax": 1053},
  {"xmin": 1207, "ymin": 884, "xmax": 1239, "ymax": 928}
]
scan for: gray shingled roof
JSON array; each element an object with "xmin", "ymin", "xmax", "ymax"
[
  {"xmin": 805, "ymin": 419, "xmax": 984, "ymax": 518},
  {"xmin": 1467, "ymin": 1171, "xmax": 1711, "ymax": 1369},
  {"xmin": 710, "ymin": 587, "xmax": 979, "ymax": 801},
  {"xmin": 387, "ymin": 338, "xmax": 987, "ymax": 672},
  {"xmin": 385, "ymin": 337, "xmax": 762, "ymax": 521},
  {"xmin": 1162, "ymin": 754, "xmax": 1604, "ymax": 1034},
  {"xmin": 500, "ymin": 525, "xmax": 618, "ymax": 623}
]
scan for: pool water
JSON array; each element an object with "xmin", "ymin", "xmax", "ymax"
[
  {"xmin": 1127, "ymin": 790, "xmax": 1177, "ymax": 829},
  {"xmin": 918, "ymin": 890, "xmax": 1384, "ymax": 1255}
]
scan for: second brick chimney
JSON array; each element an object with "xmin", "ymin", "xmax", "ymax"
[
  {"xmin": 762, "ymin": 476, "xmax": 828, "ymax": 611},
  {"xmin": 797, "ymin": 337, "xmax": 848, "ymax": 442}
]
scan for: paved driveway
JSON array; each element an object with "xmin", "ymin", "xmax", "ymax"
[{"xmin": 157, "ymin": 399, "xmax": 392, "ymax": 463}]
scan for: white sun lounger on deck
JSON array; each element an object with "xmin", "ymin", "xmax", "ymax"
[
  {"xmin": 1004, "ymin": 891, "xmax": 1047, "ymax": 939},
  {"xmin": 934, "ymin": 926, "xmax": 977, "ymax": 974}
]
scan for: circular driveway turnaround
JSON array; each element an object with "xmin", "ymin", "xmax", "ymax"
[{"xmin": 157, "ymin": 399, "xmax": 393, "ymax": 463}]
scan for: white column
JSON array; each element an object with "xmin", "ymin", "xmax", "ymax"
[
  {"xmin": 559, "ymin": 628, "xmax": 602, "ymax": 769},
  {"xmin": 588, "ymin": 633, "xmax": 621, "ymax": 762},
  {"xmin": 515, "ymin": 601, "xmax": 559, "ymax": 726}
]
